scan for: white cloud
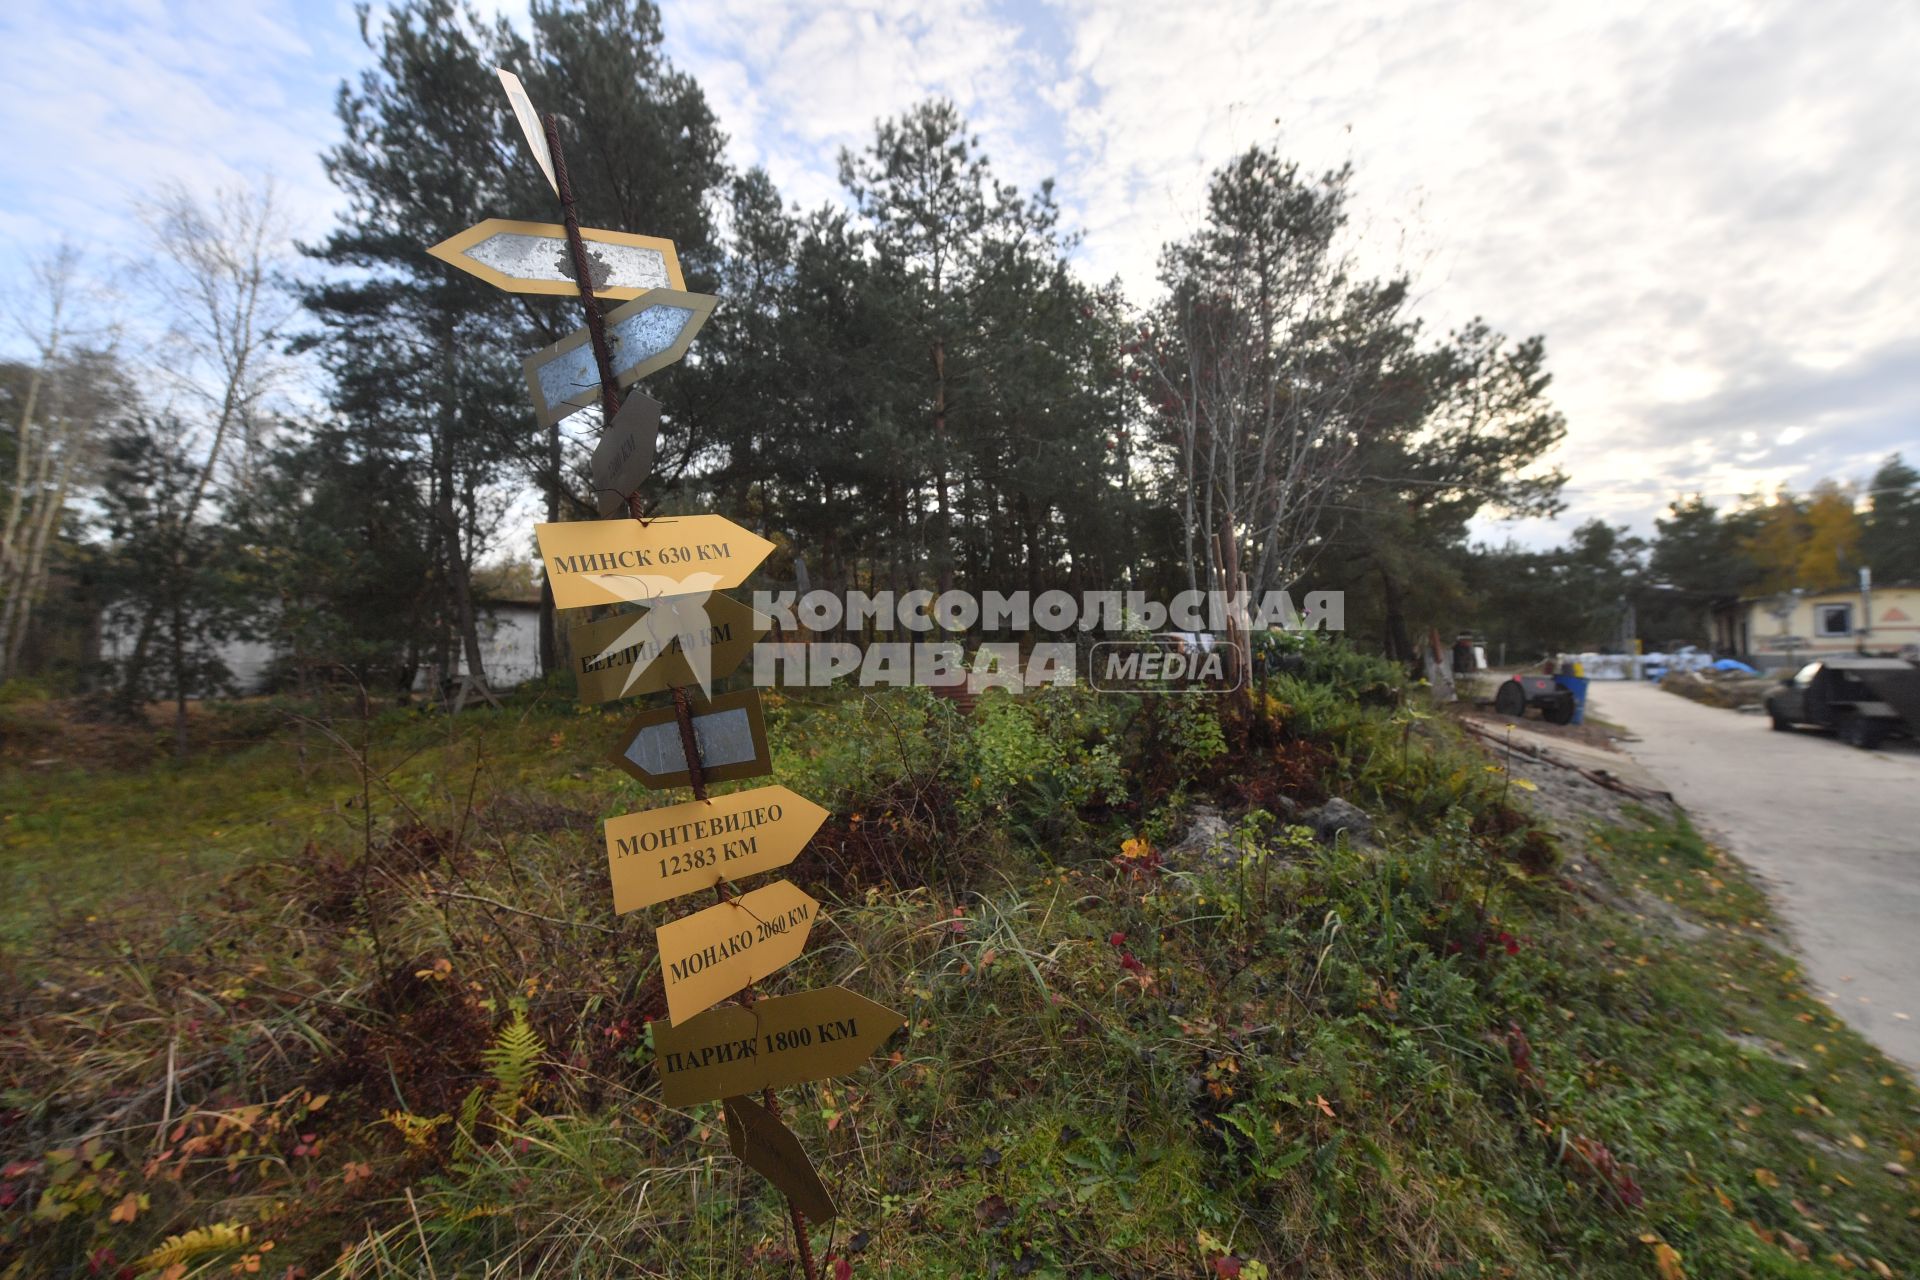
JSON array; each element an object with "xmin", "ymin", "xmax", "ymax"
[
  {"xmin": 0, "ymin": 0, "xmax": 356, "ymax": 340},
  {"xmin": 5, "ymin": 0, "xmax": 1914, "ymax": 547}
]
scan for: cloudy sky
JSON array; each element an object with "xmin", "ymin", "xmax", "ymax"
[{"xmin": 2, "ymin": 0, "xmax": 1916, "ymax": 546}]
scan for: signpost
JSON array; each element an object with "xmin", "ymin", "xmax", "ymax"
[
  {"xmin": 533, "ymin": 514, "xmax": 774, "ymax": 609},
  {"xmin": 422, "ymin": 67, "xmax": 902, "ymax": 1279},
  {"xmin": 522, "ymin": 288, "xmax": 717, "ymax": 427},
  {"xmin": 604, "ymin": 784, "xmax": 825, "ymax": 913},
  {"xmin": 609, "ymin": 688, "xmax": 770, "ymax": 789},
  {"xmin": 428, "ymin": 219, "xmax": 686, "ymax": 299},
  {"xmin": 590, "ymin": 393, "xmax": 661, "ymax": 516},
  {"xmin": 496, "ymin": 68, "xmax": 557, "ymax": 195},
  {"xmin": 568, "ymin": 590, "xmax": 765, "ymax": 704},
  {"xmin": 655, "ymin": 879, "xmax": 818, "ymax": 1024},
  {"xmin": 652, "ymin": 986, "xmax": 907, "ymax": 1107},
  {"xmin": 725, "ymin": 1095, "xmax": 836, "ymax": 1223}
]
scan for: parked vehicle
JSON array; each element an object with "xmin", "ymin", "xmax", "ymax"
[
  {"xmin": 1764, "ymin": 655, "xmax": 1920, "ymax": 749},
  {"xmin": 1493, "ymin": 673, "xmax": 1577, "ymax": 725}
]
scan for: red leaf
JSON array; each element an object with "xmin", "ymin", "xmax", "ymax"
[
  {"xmin": 1213, "ymin": 1258, "xmax": 1243, "ymax": 1278},
  {"xmin": 1108, "ymin": 931, "xmax": 1127, "ymax": 947}
]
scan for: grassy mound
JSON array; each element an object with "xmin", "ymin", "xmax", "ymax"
[{"xmin": 2, "ymin": 643, "xmax": 1915, "ymax": 1278}]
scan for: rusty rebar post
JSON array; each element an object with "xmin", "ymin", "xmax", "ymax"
[
  {"xmin": 670, "ymin": 684, "xmax": 708, "ymax": 802},
  {"xmin": 763, "ymin": 1089, "xmax": 822, "ymax": 1280},
  {"xmin": 541, "ymin": 113, "xmax": 622, "ymax": 427}
]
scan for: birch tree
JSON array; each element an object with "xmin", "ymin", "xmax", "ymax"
[
  {"xmin": 0, "ymin": 248, "xmax": 119, "ymax": 679},
  {"xmin": 1142, "ymin": 149, "xmax": 1401, "ymax": 601},
  {"xmin": 110, "ymin": 180, "xmax": 294, "ymax": 708}
]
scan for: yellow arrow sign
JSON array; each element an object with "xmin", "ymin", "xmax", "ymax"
[
  {"xmin": 569, "ymin": 591, "xmax": 766, "ymax": 705},
  {"xmin": 605, "ymin": 784, "xmax": 826, "ymax": 914},
  {"xmin": 428, "ymin": 218, "xmax": 686, "ymax": 300},
  {"xmin": 535, "ymin": 515, "xmax": 774, "ymax": 611},
  {"xmin": 523, "ymin": 288, "xmax": 717, "ymax": 427},
  {"xmin": 724, "ymin": 1094, "xmax": 836, "ymax": 1223},
  {"xmin": 656, "ymin": 880, "xmax": 818, "ymax": 1025},
  {"xmin": 653, "ymin": 986, "xmax": 905, "ymax": 1106}
]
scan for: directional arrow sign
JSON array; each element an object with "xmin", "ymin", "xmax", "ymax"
[
  {"xmin": 725, "ymin": 1094, "xmax": 836, "ymax": 1223},
  {"xmin": 656, "ymin": 879, "xmax": 817, "ymax": 1025},
  {"xmin": 524, "ymin": 288, "xmax": 717, "ymax": 427},
  {"xmin": 591, "ymin": 392, "xmax": 661, "ymax": 516},
  {"xmin": 605, "ymin": 784, "xmax": 826, "ymax": 914},
  {"xmin": 535, "ymin": 515, "xmax": 774, "ymax": 610},
  {"xmin": 653, "ymin": 986, "xmax": 906, "ymax": 1107},
  {"xmin": 610, "ymin": 688, "xmax": 770, "ymax": 791},
  {"xmin": 570, "ymin": 591, "xmax": 766, "ymax": 705},
  {"xmin": 495, "ymin": 68, "xmax": 556, "ymax": 195},
  {"xmin": 428, "ymin": 219, "xmax": 686, "ymax": 301}
]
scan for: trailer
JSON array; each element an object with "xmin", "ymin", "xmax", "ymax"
[{"xmin": 1493, "ymin": 673, "xmax": 1577, "ymax": 726}]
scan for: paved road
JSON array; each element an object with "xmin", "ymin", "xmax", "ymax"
[{"xmin": 1589, "ymin": 680, "xmax": 1920, "ymax": 1071}]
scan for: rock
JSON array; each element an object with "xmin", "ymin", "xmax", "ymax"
[
  {"xmin": 1303, "ymin": 797, "xmax": 1372, "ymax": 846},
  {"xmin": 1168, "ymin": 806, "xmax": 1233, "ymax": 867}
]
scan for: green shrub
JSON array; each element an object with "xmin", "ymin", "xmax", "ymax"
[{"xmin": 954, "ymin": 686, "xmax": 1129, "ymax": 842}]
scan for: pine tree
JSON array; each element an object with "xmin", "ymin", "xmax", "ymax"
[
  {"xmin": 1861, "ymin": 454, "xmax": 1920, "ymax": 582},
  {"xmin": 304, "ymin": 1, "xmax": 732, "ymax": 682}
]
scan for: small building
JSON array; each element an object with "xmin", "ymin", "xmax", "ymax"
[
  {"xmin": 98, "ymin": 596, "xmax": 548, "ymax": 698},
  {"xmin": 1710, "ymin": 582, "xmax": 1920, "ymax": 669},
  {"xmin": 468, "ymin": 596, "xmax": 545, "ymax": 689}
]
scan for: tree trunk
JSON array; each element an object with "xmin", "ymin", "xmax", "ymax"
[
  {"xmin": 539, "ymin": 416, "xmax": 560, "ymax": 676},
  {"xmin": 171, "ymin": 591, "xmax": 189, "ymax": 759},
  {"xmin": 1379, "ymin": 565, "xmax": 1413, "ymax": 662},
  {"xmin": 438, "ymin": 327, "xmax": 487, "ymax": 685},
  {"xmin": 4, "ymin": 443, "xmax": 79, "ymax": 676},
  {"xmin": 0, "ymin": 353, "xmax": 55, "ymax": 679},
  {"xmin": 931, "ymin": 338, "xmax": 953, "ymax": 595}
]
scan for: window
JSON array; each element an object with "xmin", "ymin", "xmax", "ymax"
[{"xmin": 1815, "ymin": 604, "xmax": 1853, "ymax": 637}]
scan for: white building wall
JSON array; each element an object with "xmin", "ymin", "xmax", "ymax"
[
  {"xmin": 99, "ymin": 603, "xmax": 548, "ymax": 697},
  {"xmin": 473, "ymin": 606, "xmax": 543, "ymax": 688}
]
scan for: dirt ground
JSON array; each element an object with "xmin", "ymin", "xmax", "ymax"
[{"xmin": 1452, "ymin": 706, "xmax": 1672, "ymax": 835}]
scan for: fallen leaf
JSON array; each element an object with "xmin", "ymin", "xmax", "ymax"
[
  {"xmin": 1754, "ymin": 1168, "xmax": 1781, "ymax": 1189},
  {"xmin": 1652, "ymin": 1241, "xmax": 1685, "ymax": 1280},
  {"xmin": 109, "ymin": 1192, "xmax": 144, "ymax": 1224},
  {"xmin": 1314, "ymin": 1094, "xmax": 1336, "ymax": 1119}
]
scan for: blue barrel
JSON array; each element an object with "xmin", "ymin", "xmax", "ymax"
[{"xmin": 1554, "ymin": 674, "xmax": 1589, "ymax": 725}]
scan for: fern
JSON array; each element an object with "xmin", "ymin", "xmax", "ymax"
[
  {"xmin": 135, "ymin": 1221, "xmax": 251, "ymax": 1270},
  {"xmin": 382, "ymin": 1108, "xmax": 449, "ymax": 1154},
  {"xmin": 482, "ymin": 1008, "xmax": 544, "ymax": 1109},
  {"xmin": 452, "ymin": 1083, "xmax": 488, "ymax": 1158}
]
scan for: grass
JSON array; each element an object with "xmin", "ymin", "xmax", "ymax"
[{"xmin": 2, "ymin": 650, "xmax": 1916, "ymax": 1278}]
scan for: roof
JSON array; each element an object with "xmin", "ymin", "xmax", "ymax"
[
  {"xmin": 1810, "ymin": 656, "xmax": 1917, "ymax": 670},
  {"xmin": 1727, "ymin": 581, "xmax": 1920, "ymax": 607}
]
